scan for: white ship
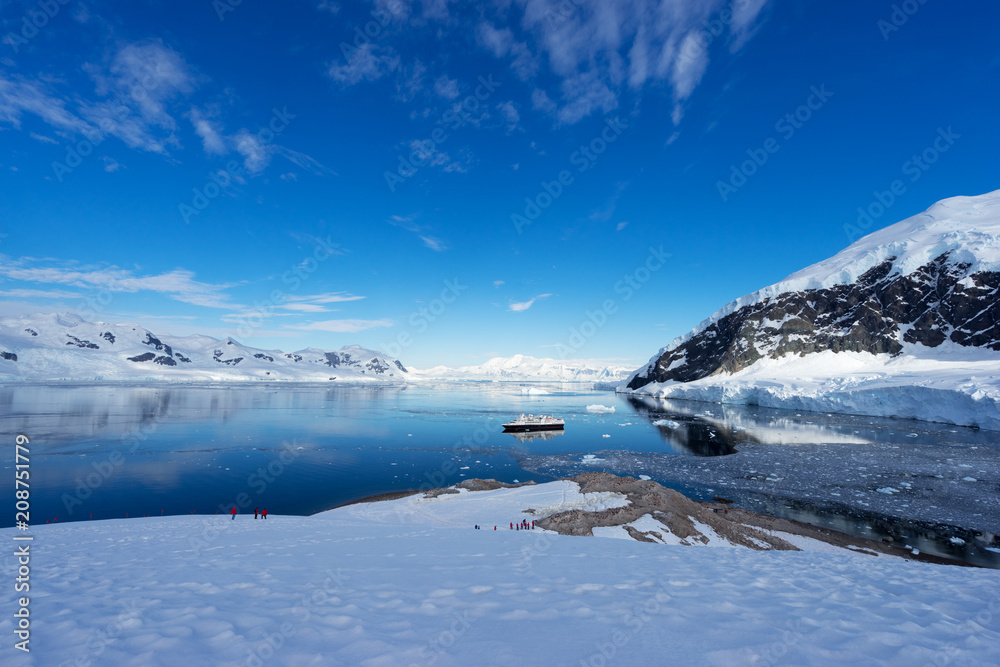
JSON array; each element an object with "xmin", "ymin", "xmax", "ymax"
[{"xmin": 501, "ymin": 414, "xmax": 565, "ymax": 432}]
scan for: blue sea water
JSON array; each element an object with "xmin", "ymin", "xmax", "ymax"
[{"xmin": 2, "ymin": 382, "xmax": 998, "ymax": 568}]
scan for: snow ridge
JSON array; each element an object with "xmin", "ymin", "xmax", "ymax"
[{"xmin": 0, "ymin": 312, "xmax": 407, "ymax": 383}]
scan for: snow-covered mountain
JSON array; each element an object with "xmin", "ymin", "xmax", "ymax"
[
  {"xmin": 0, "ymin": 312, "xmax": 408, "ymax": 383},
  {"xmin": 623, "ymin": 190, "xmax": 1000, "ymax": 430},
  {"xmin": 409, "ymin": 354, "xmax": 633, "ymax": 383}
]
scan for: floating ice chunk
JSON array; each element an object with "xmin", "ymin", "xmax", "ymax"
[
  {"xmin": 581, "ymin": 454, "xmax": 605, "ymax": 463},
  {"xmin": 521, "ymin": 387, "xmax": 549, "ymax": 395},
  {"xmin": 962, "ymin": 477, "xmax": 977, "ymax": 482},
  {"xmin": 652, "ymin": 419, "xmax": 681, "ymax": 429},
  {"xmin": 587, "ymin": 404, "xmax": 615, "ymax": 414},
  {"xmin": 950, "ymin": 537, "xmax": 966, "ymax": 545},
  {"xmin": 638, "ymin": 475, "xmax": 652, "ymax": 481},
  {"xmin": 876, "ymin": 487, "xmax": 900, "ymax": 494},
  {"xmin": 602, "ymin": 434, "xmax": 611, "ymax": 438},
  {"xmin": 906, "ymin": 433, "xmax": 918, "ymax": 438}
]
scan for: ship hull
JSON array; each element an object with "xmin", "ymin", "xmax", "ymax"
[{"xmin": 502, "ymin": 423, "xmax": 565, "ymax": 432}]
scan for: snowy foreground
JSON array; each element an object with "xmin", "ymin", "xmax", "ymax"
[{"xmin": 3, "ymin": 480, "xmax": 999, "ymax": 666}]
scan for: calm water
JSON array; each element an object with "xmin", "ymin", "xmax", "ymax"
[
  {"xmin": 0, "ymin": 383, "xmax": 668, "ymax": 525},
  {"xmin": 2, "ymin": 383, "xmax": 998, "ymax": 566}
]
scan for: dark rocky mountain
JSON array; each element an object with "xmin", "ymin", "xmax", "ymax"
[{"xmin": 626, "ymin": 191, "xmax": 1000, "ymax": 391}]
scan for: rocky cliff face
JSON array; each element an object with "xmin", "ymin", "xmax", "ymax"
[{"xmin": 626, "ymin": 191, "xmax": 1000, "ymax": 391}]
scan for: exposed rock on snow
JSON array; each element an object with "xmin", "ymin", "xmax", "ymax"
[
  {"xmin": 624, "ymin": 190, "xmax": 1000, "ymax": 430},
  {"xmin": 2, "ymin": 475, "xmax": 998, "ymax": 665},
  {"xmin": 0, "ymin": 312, "xmax": 407, "ymax": 383}
]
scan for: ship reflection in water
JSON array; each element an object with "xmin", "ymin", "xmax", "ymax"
[{"xmin": 506, "ymin": 429, "xmax": 566, "ymax": 444}]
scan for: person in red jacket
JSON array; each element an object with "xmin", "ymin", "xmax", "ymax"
[
  {"xmin": 262, "ymin": 509, "xmax": 268, "ymax": 520},
  {"xmin": 254, "ymin": 507, "xmax": 259, "ymax": 519},
  {"xmin": 230, "ymin": 507, "xmax": 237, "ymax": 520}
]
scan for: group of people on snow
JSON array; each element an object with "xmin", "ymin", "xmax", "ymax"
[
  {"xmin": 472, "ymin": 520, "xmax": 536, "ymax": 531},
  {"xmin": 229, "ymin": 507, "xmax": 268, "ymax": 520}
]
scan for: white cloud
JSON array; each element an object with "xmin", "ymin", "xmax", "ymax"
[
  {"xmin": 531, "ymin": 88, "xmax": 556, "ymax": 113},
  {"xmin": 0, "ymin": 288, "xmax": 84, "ymax": 299},
  {"xmin": 234, "ymin": 131, "xmax": 272, "ymax": 174},
  {"xmin": 0, "ymin": 256, "xmax": 239, "ymax": 309},
  {"xmin": 508, "ymin": 293, "xmax": 552, "ymax": 312},
  {"xmin": 269, "ymin": 291, "xmax": 366, "ymax": 314},
  {"xmin": 420, "ymin": 236, "xmax": 447, "ymax": 252},
  {"xmin": 29, "ymin": 132, "xmax": 59, "ymax": 145},
  {"xmin": 474, "ymin": 1, "xmax": 772, "ymax": 125},
  {"xmin": 497, "ymin": 100, "xmax": 520, "ymax": 132},
  {"xmin": 284, "ymin": 318, "xmax": 393, "ymax": 333},
  {"xmin": 188, "ymin": 107, "xmax": 227, "ymax": 155},
  {"xmin": 2, "ymin": 40, "xmax": 199, "ymax": 156},
  {"xmin": 616, "ymin": 221, "xmax": 628, "ymax": 231},
  {"xmin": 493, "ymin": 280, "xmax": 505, "ymax": 288},
  {"xmin": 328, "ymin": 43, "xmax": 400, "ymax": 86},
  {"xmin": 433, "ymin": 75, "xmax": 460, "ymax": 100},
  {"xmin": 730, "ymin": 0, "xmax": 770, "ymax": 51},
  {"xmin": 102, "ymin": 156, "xmax": 120, "ymax": 172},
  {"xmin": 389, "ymin": 214, "xmax": 449, "ymax": 251}
]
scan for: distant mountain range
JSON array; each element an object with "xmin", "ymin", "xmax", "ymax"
[
  {"xmin": 409, "ymin": 354, "xmax": 633, "ymax": 383},
  {"xmin": 0, "ymin": 314, "xmax": 630, "ymax": 384},
  {"xmin": 622, "ymin": 190, "xmax": 1000, "ymax": 430},
  {"xmin": 0, "ymin": 313, "xmax": 407, "ymax": 383}
]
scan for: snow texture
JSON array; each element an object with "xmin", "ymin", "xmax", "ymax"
[{"xmin": 2, "ymin": 480, "xmax": 998, "ymax": 666}]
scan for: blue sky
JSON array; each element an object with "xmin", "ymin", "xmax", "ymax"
[{"xmin": 1, "ymin": 0, "xmax": 998, "ymax": 368}]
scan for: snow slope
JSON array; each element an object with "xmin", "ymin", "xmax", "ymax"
[
  {"xmin": 2, "ymin": 480, "xmax": 998, "ymax": 666},
  {"xmin": 410, "ymin": 354, "xmax": 633, "ymax": 383},
  {"xmin": 0, "ymin": 312, "xmax": 407, "ymax": 383},
  {"xmin": 623, "ymin": 190, "xmax": 1000, "ymax": 430}
]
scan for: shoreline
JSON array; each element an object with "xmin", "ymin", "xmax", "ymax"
[{"xmin": 325, "ymin": 473, "xmax": 984, "ymax": 568}]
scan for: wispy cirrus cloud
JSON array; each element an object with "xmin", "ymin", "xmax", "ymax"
[
  {"xmin": 389, "ymin": 214, "xmax": 448, "ymax": 252},
  {"xmin": 0, "ymin": 256, "xmax": 240, "ymax": 309},
  {"xmin": 283, "ymin": 318, "xmax": 393, "ymax": 333},
  {"xmin": 508, "ymin": 293, "xmax": 552, "ymax": 312},
  {"xmin": 275, "ymin": 292, "xmax": 366, "ymax": 313}
]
